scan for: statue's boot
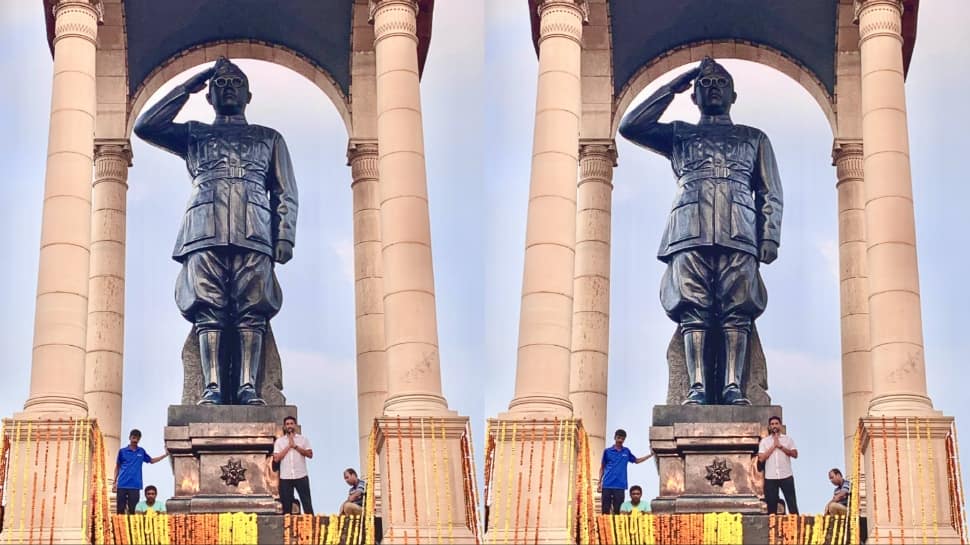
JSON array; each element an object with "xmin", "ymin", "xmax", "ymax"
[
  {"xmin": 237, "ymin": 330, "xmax": 266, "ymax": 406},
  {"xmin": 682, "ymin": 330, "xmax": 707, "ymax": 404},
  {"xmin": 721, "ymin": 329, "xmax": 751, "ymax": 405},
  {"xmin": 198, "ymin": 330, "xmax": 223, "ymax": 405}
]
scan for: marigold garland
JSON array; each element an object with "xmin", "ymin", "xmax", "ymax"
[
  {"xmin": 503, "ymin": 421, "xmax": 517, "ymax": 544},
  {"xmin": 906, "ymin": 417, "xmax": 918, "ymax": 527},
  {"xmin": 439, "ymin": 420, "xmax": 454, "ymax": 545},
  {"xmin": 406, "ymin": 417, "xmax": 421, "ymax": 544},
  {"xmin": 395, "ymin": 417, "xmax": 407, "ymax": 525},
  {"xmin": 892, "ymin": 417, "xmax": 905, "ymax": 544},
  {"xmin": 915, "ymin": 417, "xmax": 928, "ymax": 544},
  {"xmin": 534, "ymin": 423, "xmax": 547, "ymax": 545},
  {"xmin": 924, "ymin": 418, "xmax": 940, "ymax": 544},
  {"xmin": 949, "ymin": 422, "xmax": 968, "ymax": 543}
]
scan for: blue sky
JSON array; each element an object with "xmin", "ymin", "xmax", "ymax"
[{"xmin": 1, "ymin": 0, "xmax": 968, "ymax": 519}]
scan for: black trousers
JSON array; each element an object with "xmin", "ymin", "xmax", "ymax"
[
  {"xmin": 280, "ymin": 476, "xmax": 314, "ymax": 515},
  {"xmin": 661, "ymin": 249, "xmax": 767, "ymax": 332},
  {"xmin": 116, "ymin": 488, "xmax": 140, "ymax": 514},
  {"xmin": 764, "ymin": 476, "xmax": 799, "ymax": 515},
  {"xmin": 176, "ymin": 249, "xmax": 282, "ymax": 332},
  {"xmin": 601, "ymin": 488, "xmax": 625, "ymax": 515}
]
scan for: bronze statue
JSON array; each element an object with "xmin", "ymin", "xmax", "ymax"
[
  {"xmin": 134, "ymin": 58, "xmax": 299, "ymax": 406},
  {"xmin": 619, "ymin": 57, "xmax": 783, "ymax": 405}
]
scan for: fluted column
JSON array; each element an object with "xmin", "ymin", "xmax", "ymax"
[
  {"xmin": 856, "ymin": 0, "xmax": 932, "ymax": 415},
  {"xmin": 832, "ymin": 139, "xmax": 872, "ymax": 463},
  {"xmin": 371, "ymin": 0, "xmax": 449, "ymax": 415},
  {"xmin": 84, "ymin": 139, "xmax": 130, "ymax": 491},
  {"xmin": 347, "ymin": 139, "xmax": 386, "ymax": 513},
  {"xmin": 570, "ymin": 140, "xmax": 615, "ymax": 484},
  {"xmin": 23, "ymin": 0, "xmax": 102, "ymax": 416},
  {"xmin": 508, "ymin": 0, "xmax": 587, "ymax": 417}
]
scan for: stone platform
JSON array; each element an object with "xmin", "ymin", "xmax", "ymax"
[
  {"xmin": 164, "ymin": 405, "xmax": 298, "ymax": 514},
  {"xmin": 649, "ymin": 405, "xmax": 782, "ymax": 514}
]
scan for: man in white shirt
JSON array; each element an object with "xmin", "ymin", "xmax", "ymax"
[
  {"xmin": 758, "ymin": 415, "xmax": 799, "ymax": 514},
  {"xmin": 273, "ymin": 415, "xmax": 314, "ymax": 515}
]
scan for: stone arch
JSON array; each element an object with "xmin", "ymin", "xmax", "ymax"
[
  {"xmin": 126, "ymin": 39, "xmax": 353, "ymax": 138},
  {"xmin": 611, "ymin": 40, "xmax": 837, "ymax": 138}
]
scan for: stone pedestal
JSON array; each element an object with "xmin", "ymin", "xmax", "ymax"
[
  {"xmin": 164, "ymin": 405, "xmax": 297, "ymax": 514},
  {"xmin": 649, "ymin": 405, "xmax": 781, "ymax": 514},
  {"xmin": 375, "ymin": 415, "xmax": 477, "ymax": 544}
]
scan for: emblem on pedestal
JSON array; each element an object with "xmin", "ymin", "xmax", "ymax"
[
  {"xmin": 220, "ymin": 458, "xmax": 247, "ymax": 487},
  {"xmin": 705, "ymin": 458, "xmax": 732, "ymax": 487}
]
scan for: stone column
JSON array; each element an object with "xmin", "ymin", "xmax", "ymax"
[
  {"xmin": 347, "ymin": 139, "xmax": 386, "ymax": 513},
  {"xmin": 84, "ymin": 139, "xmax": 131, "ymax": 493},
  {"xmin": 371, "ymin": 0, "xmax": 448, "ymax": 416},
  {"xmin": 487, "ymin": 2, "xmax": 587, "ymax": 543},
  {"xmin": 508, "ymin": 0, "xmax": 587, "ymax": 417},
  {"xmin": 22, "ymin": 0, "xmax": 102, "ymax": 416},
  {"xmin": 832, "ymin": 139, "xmax": 872, "ymax": 464},
  {"xmin": 1, "ymin": 4, "xmax": 104, "ymax": 542},
  {"xmin": 369, "ymin": 2, "xmax": 472, "ymax": 542},
  {"xmin": 569, "ymin": 140, "xmax": 615, "ymax": 490},
  {"xmin": 856, "ymin": 2, "xmax": 960, "ymax": 541},
  {"xmin": 857, "ymin": 0, "xmax": 931, "ymax": 416}
]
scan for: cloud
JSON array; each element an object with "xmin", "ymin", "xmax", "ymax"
[
  {"xmin": 815, "ymin": 238, "xmax": 840, "ymax": 283},
  {"xmin": 328, "ymin": 236, "xmax": 355, "ymax": 283}
]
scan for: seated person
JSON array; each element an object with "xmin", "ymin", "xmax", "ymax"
[
  {"xmin": 619, "ymin": 485, "xmax": 647, "ymax": 515},
  {"xmin": 340, "ymin": 468, "xmax": 366, "ymax": 516},
  {"xmin": 134, "ymin": 485, "xmax": 166, "ymax": 513},
  {"xmin": 825, "ymin": 468, "xmax": 851, "ymax": 515}
]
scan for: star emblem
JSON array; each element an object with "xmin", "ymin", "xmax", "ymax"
[
  {"xmin": 220, "ymin": 458, "xmax": 247, "ymax": 487},
  {"xmin": 705, "ymin": 458, "xmax": 732, "ymax": 487}
]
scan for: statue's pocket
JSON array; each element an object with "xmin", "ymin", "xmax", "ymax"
[
  {"xmin": 730, "ymin": 191, "xmax": 757, "ymax": 244},
  {"xmin": 246, "ymin": 192, "xmax": 273, "ymax": 244},
  {"xmin": 667, "ymin": 189, "xmax": 700, "ymax": 244},
  {"xmin": 183, "ymin": 189, "xmax": 216, "ymax": 243}
]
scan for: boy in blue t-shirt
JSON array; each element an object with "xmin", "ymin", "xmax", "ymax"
[
  {"xmin": 598, "ymin": 429, "xmax": 653, "ymax": 515},
  {"xmin": 113, "ymin": 429, "xmax": 169, "ymax": 514}
]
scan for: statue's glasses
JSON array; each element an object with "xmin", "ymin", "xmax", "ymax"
[
  {"xmin": 213, "ymin": 76, "xmax": 245, "ymax": 88},
  {"xmin": 697, "ymin": 76, "xmax": 730, "ymax": 88}
]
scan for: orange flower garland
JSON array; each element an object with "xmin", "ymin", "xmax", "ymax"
[
  {"xmin": 534, "ymin": 423, "xmax": 547, "ymax": 545},
  {"xmin": 893, "ymin": 417, "xmax": 905, "ymax": 543},
  {"xmin": 406, "ymin": 417, "xmax": 420, "ymax": 544},
  {"xmin": 924, "ymin": 419, "xmax": 939, "ymax": 544}
]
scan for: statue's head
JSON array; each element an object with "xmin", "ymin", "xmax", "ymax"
[
  {"xmin": 691, "ymin": 57, "xmax": 736, "ymax": 116},
  {"xmin": 206, "ymin": 57, "xmax": 251, "ymax": 116}
]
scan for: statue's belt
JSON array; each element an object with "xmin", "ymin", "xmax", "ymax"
[
  {"xmin": 193, "ymin": 168, "xmax": 265, "ymax": 187},
  {"xmin": 677, "ymin": 167, "xmax": 750, "ymax": 187}
]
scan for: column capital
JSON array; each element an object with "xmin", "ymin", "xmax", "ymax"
[
  {"xmin": 579, "ymin": 139, "xmax": 618, "ymax": 165},
  {"xmin": 578, "ymin": 139, "xmax": 617, "ymax": 189},
  {"xmin": 52, "ymin": 1, "xmax": 102, "ymax": 46},
  {"xmin": 831, "ymin": 138, "xmax": 864, "ymax": 183},
  {"xmin": 94, "ymin": 138, "xmax": 133, "ymax": 166},
  {"xmin": 368, "ymin": 0, "xmax": 419, "ymax": 43},
  {"xmin": 347, "ymin": 138, "xmax": 379, "ymax": 161},
  {"xmin": 347, "ymin": 139, "xmax": 380, "ymax": 185},
  {"xmin": 854, "ymin": 0, "xmax": 903, "ymax": 43},
  {"xmin": 536, "ymin": 0, "xmax": 588, "ymax": 46}
]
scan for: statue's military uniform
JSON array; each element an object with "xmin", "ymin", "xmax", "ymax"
[
  {"xmin": 619, "ymin": 60, "xmax": 783, "ymax": 405},
  {"xmin": 134, "ymin": 73, "xmax": 298, "ymax": 405},
  {"xmin": 655, "ymin": 119, "xmax": 782, "ymax": 333}
]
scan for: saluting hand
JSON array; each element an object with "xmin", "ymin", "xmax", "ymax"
[
  {"xmin": 183, "ymin": 65, "xmax": 217, "ymax": 94},
  {"xmin": 669, "ymin": 67, "xmax": 701, "ymax": 94}
]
